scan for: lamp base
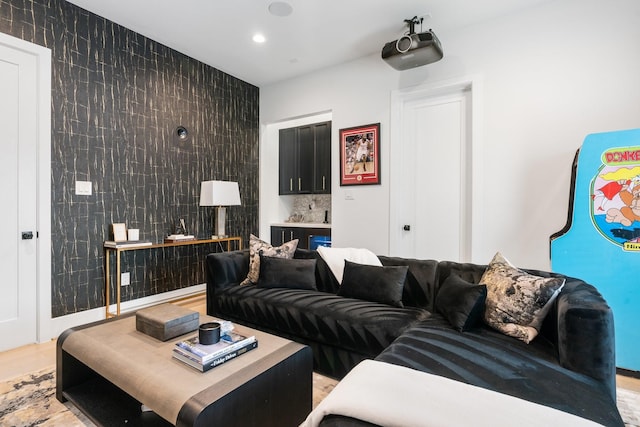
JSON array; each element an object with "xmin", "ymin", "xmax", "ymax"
[{"xmin": 214, "ymin": 206, "xmax": 227, "ymax": 238}]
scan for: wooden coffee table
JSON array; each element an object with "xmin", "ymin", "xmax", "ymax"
[{"xmin": 56, "ymin": 313, "xmax": 312, "ymax": 426}]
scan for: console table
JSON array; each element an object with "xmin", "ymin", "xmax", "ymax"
[{"xmin": 105, "ymin": 237, "xmax": 242, "ymax": 318}]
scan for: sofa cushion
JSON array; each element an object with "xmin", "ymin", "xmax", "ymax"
[
  {"xmin": 317, "ymin": 246, "xmax": 382, "ymax": 284},
  {"xmin": 375, "ymin": 316, "xmax": 623, "ymax": 427},
  {"xmin": 257, "ymin": 255, "xmax": 317, "ymax": 290},
  {"xmin": 292, "ymin": 249, "xmax": 341, "ymax": 294},
  {"xmin": 213, "ymin": 284, "xmax": 430, "ymax": 360},
  {"xmin": 338, "ymin": 261, "xmax": 408, "ymax": 308},
  {"xmin": 377, "ymin": 256, "xmax": 439, "ymax": 310},
  {"xmin": 435, "ymin": 274, "xmax": 486, "ymax": 331},
  {"xmin": 240, "ymin": 234, "xmax": 298, "ymax": 285},
  {"xmin": 481, "ymin": 253, "xmax": 565, "ymax": 343}
]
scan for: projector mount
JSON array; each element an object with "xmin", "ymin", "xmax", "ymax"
[{"xmin": 404, "ymin": 16, "xmax": 423, "ymax": 35}]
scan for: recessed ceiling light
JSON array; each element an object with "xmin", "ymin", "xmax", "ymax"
[
  {"xmin": 268, "ymin": 2, "xmax": 293, "ymax": 17},
  {"xmin": 253, "ymin": 33, "xmax": 266, "ymax": 43}
]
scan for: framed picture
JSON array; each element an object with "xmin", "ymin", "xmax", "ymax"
[
  {"xmin": 111, "ymin": 223, "xmax": 127, "ymax": 241},
  {"xmin": 340, "ymin": 123, "xmax": 380, "ymax": 186}
]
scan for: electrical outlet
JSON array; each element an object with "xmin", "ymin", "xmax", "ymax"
[
  {"xmin": 121, "ymin": 272, "xmax": 130, "ymax": 286},
  {"xmin": 75, "ymin": 181, "xmax": 92, "ymax": 196}
]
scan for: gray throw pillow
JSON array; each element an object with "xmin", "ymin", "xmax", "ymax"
[
  {"xmin": 257, "ymin": 255, "xmax": 317, "ymax": 290},
  {"xmin": 240, "ymin": 234, "xmax": 298, "ymax": 285},
  {"xmin": 338, "ymin": 260, "xmax": 407, "ymax": 308},
  {"xmin": 436, "ymin": 274, "xmax": 487, "ymax": 332}
]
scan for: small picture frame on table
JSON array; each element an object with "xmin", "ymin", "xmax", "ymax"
[
  {"xmin": 339, "ymin": 123, "xmax": 380, "ymax": 186},
  {"xmin": 111, "ymin": 223, "xmax": 127, "ymax": 242}
]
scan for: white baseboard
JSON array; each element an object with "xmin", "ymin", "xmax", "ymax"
[{"xmin": 43, "ymin": 285, "xmax": 206, "ymax": 342}]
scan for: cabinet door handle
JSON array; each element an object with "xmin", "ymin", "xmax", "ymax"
[
  {"xmin": 281, "ymin": 230, "xmax": 285, "ymax": 242},
  {"xmin": 322, "ymin": 176, "xmax": 326, "ymax": 190},
  {"xmin": 298, "ymin": 178, "xmax": 301, "ymax": 191},
  {"xmin": 290, "ymin": 231, "xmax": 294, "ymax": 240},
  {"xmin": 289, "ymin": 178, "xmax": 293, "ymax": 192}
]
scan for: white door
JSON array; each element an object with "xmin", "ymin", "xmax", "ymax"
[
  {"xmin": 390, "ymin": 80, "xmax": 475, "ymax": 262},
  {"xmin": 0, "ymin": 43, "xmax": 39, "ymax": 351}
]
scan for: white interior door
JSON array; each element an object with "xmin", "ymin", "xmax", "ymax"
[
  {"xmin": 0, "ymin": 43, "xmax": 39, "ymax": 351},
  {"xmin": 390, "ymin": 81, "xmax": 474, "ymax": 261}
]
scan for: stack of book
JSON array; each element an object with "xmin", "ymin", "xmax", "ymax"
[
  {"xmin": 164, "ymin": 234, "xmax": 196, "ymax": 243},
  {"xmin": 104, "ymin": 240, "xmax": 153, "ymax": 248},
  {"xmin": 173, "ymin": 332, "xmax": 258, "ymax": 372}
]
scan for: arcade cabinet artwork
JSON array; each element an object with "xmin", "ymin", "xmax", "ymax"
[
  {"xmin": 594, "ymin": 156, "xmax": 640, "ymax": 247},
  {"xmin": 551, "ymin": 128, "xmax": 640, "ymax": 372}
]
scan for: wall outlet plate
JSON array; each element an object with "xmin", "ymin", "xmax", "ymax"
[
  {"xmin": 75, "ymin": 181, "xmax": 92, "ymax": 196},
  {"xmin": 121, "ymin": 272, "xmax": 130, "ymax": 286}
]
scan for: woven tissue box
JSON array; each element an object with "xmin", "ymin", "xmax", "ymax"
[{"xmin": 136, "ymin": 303, "xmax": 199, "ymax": 341}]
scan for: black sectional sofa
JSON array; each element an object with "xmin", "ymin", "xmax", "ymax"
[{"xmin": 205, "ymin": 249, "xmax": 623, "ymax": 426}]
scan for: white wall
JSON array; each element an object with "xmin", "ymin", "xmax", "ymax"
[{"xmin": 260, "ymin": 0, "xmax": 640, "ymax": 269}]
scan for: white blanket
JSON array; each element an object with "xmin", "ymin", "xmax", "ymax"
[
  {"xmin": 317, "ymin": 246, "xmax": 381, "ymax": 284},
  {"xmin": 301, "ymin": 360, "xmax": 604, "ymax": 427}
]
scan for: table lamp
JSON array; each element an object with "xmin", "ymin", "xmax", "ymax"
[{"xmin": 199, "ymin": 180, "xmax": 241, "ymax": 238}]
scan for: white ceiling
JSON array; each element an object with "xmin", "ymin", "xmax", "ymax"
[{"xmin": 64, "ymin": 0, "xmax": 552, "ymax": 87}]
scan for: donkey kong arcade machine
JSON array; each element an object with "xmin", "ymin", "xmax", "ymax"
[{"xmin": 551, "ymin": 128, "xmax": 640, "ymax": 373}]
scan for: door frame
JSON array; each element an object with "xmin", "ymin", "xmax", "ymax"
[
  {"xmin": 0, "ymin": 32, "xmax": 52, "ymax": 344},
  {"xmin": 389, "ymin": 76, "xmax": 483, "ymax": 262}
]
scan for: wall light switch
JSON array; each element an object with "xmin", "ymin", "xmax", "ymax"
[
  {"xmin": 121, "ymin": 272, "xmax": 130, "ymax": 286},
  {"xmin": 75, "ymin": 181, "xmax": 92, "ymax": 196}
]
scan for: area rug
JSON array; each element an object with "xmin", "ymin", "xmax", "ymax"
[
  {"xmin": 618, "ymin": 388, "xmax": 640, "ymax": 427},
  {"xmin": 1, "ymin": 367, "xmax": 637, "ymax": 427},
  {"xmin": 0, "ymin": 367, "xmax": 93, "ymax": 426}
]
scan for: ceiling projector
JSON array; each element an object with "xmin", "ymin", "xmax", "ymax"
[{"xmin": 381, "ymin": 16, "xmax": 443, "ymax": 71}]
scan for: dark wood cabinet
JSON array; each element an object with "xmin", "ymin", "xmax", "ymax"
[
  {"xmin": 313, "ymin": 122, "xmax": 331, "ymax": 194},
  {"xmin": 271, "ymin": 226, "xmax": 305, "ymax": 247},
  {"xmin": 271, "ymin": 226, "xmax": 331, "ymax": 250},
  {"xmin": 297, "ymin": 125, "xmax": 315, "ymax": 193},
  {"xmin": 279, "ymin": 121, "xmax": 331, "ymax": 195},
  {"xmin": 278, "ymin": 127, "xmax": 298, "ymax": 194}
]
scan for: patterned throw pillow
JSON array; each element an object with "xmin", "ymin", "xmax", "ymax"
[
  {"xmin": 240, "ymin": 234, "xmax": 298, "ymax": 285},
  {"xmin": 481, "ymin": 252, "xmax": 565, "ymax": 343}
]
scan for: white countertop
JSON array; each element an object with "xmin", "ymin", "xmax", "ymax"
[{"xmin": 271, "ymin": 222, "xmax": 331, "ymax": 229}]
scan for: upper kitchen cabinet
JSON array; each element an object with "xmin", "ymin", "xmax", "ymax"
[
  {"xmin": 313, "ymin": 122, "xmax": 331, "ymax": 194},
  {"xmin": 279, "ymin": 121, "xmax": 331, "ymax": 195}
]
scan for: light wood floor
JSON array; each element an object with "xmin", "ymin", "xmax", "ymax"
[
  {"xmin": 0, "ymin": 293, "xmax": 208, "ymax": 382},
  {"xmin": 2, "ymin": 292, "xmax": 639, "ymax": 397}
]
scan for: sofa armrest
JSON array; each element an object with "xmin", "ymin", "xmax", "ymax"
[
  {"xmin": 205, "ymin": 250, "xmax": 249, "ymax": 313},
  {"xmin": 555, "ymin": 280, "xmax": 616, "ymax": 400}
]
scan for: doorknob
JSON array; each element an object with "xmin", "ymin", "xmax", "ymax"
[
  {"xmin": 21, "ymin": 231, "xmax": 34, "ymax": 240},
  {"xmin": 403, "ymin": 225, "xmax": 411, "ymax": 231}
]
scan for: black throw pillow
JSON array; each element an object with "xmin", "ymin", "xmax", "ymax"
[
  {"xmin": 338, "ymin": 260, "xmax": 408, "ymax": 308},
  {"xmin": 435, "ymin": 274, "xmax": 487, "ymax": 332},
  {"xmin": 257, "ymin": 254, "xmax": 317, "ymax": 290}
]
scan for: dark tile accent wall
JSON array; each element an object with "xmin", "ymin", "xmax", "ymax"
[{"xmin": 0, "ymin": 0, "xmax": 259, "ymax": 317}]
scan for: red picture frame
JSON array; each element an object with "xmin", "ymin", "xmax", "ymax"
[{"xmin": 339, "ymin": 123, "xmax": 380, "ymax": 186}]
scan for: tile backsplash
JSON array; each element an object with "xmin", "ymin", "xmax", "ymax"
[{"xmin": 289, "ymin": 195, "xmax": 331, "ymax": 224}]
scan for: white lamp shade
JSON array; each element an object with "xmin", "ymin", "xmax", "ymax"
[{"xmin": 199, "ymin": 181, "xmax": 241, "ymax": 206}]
